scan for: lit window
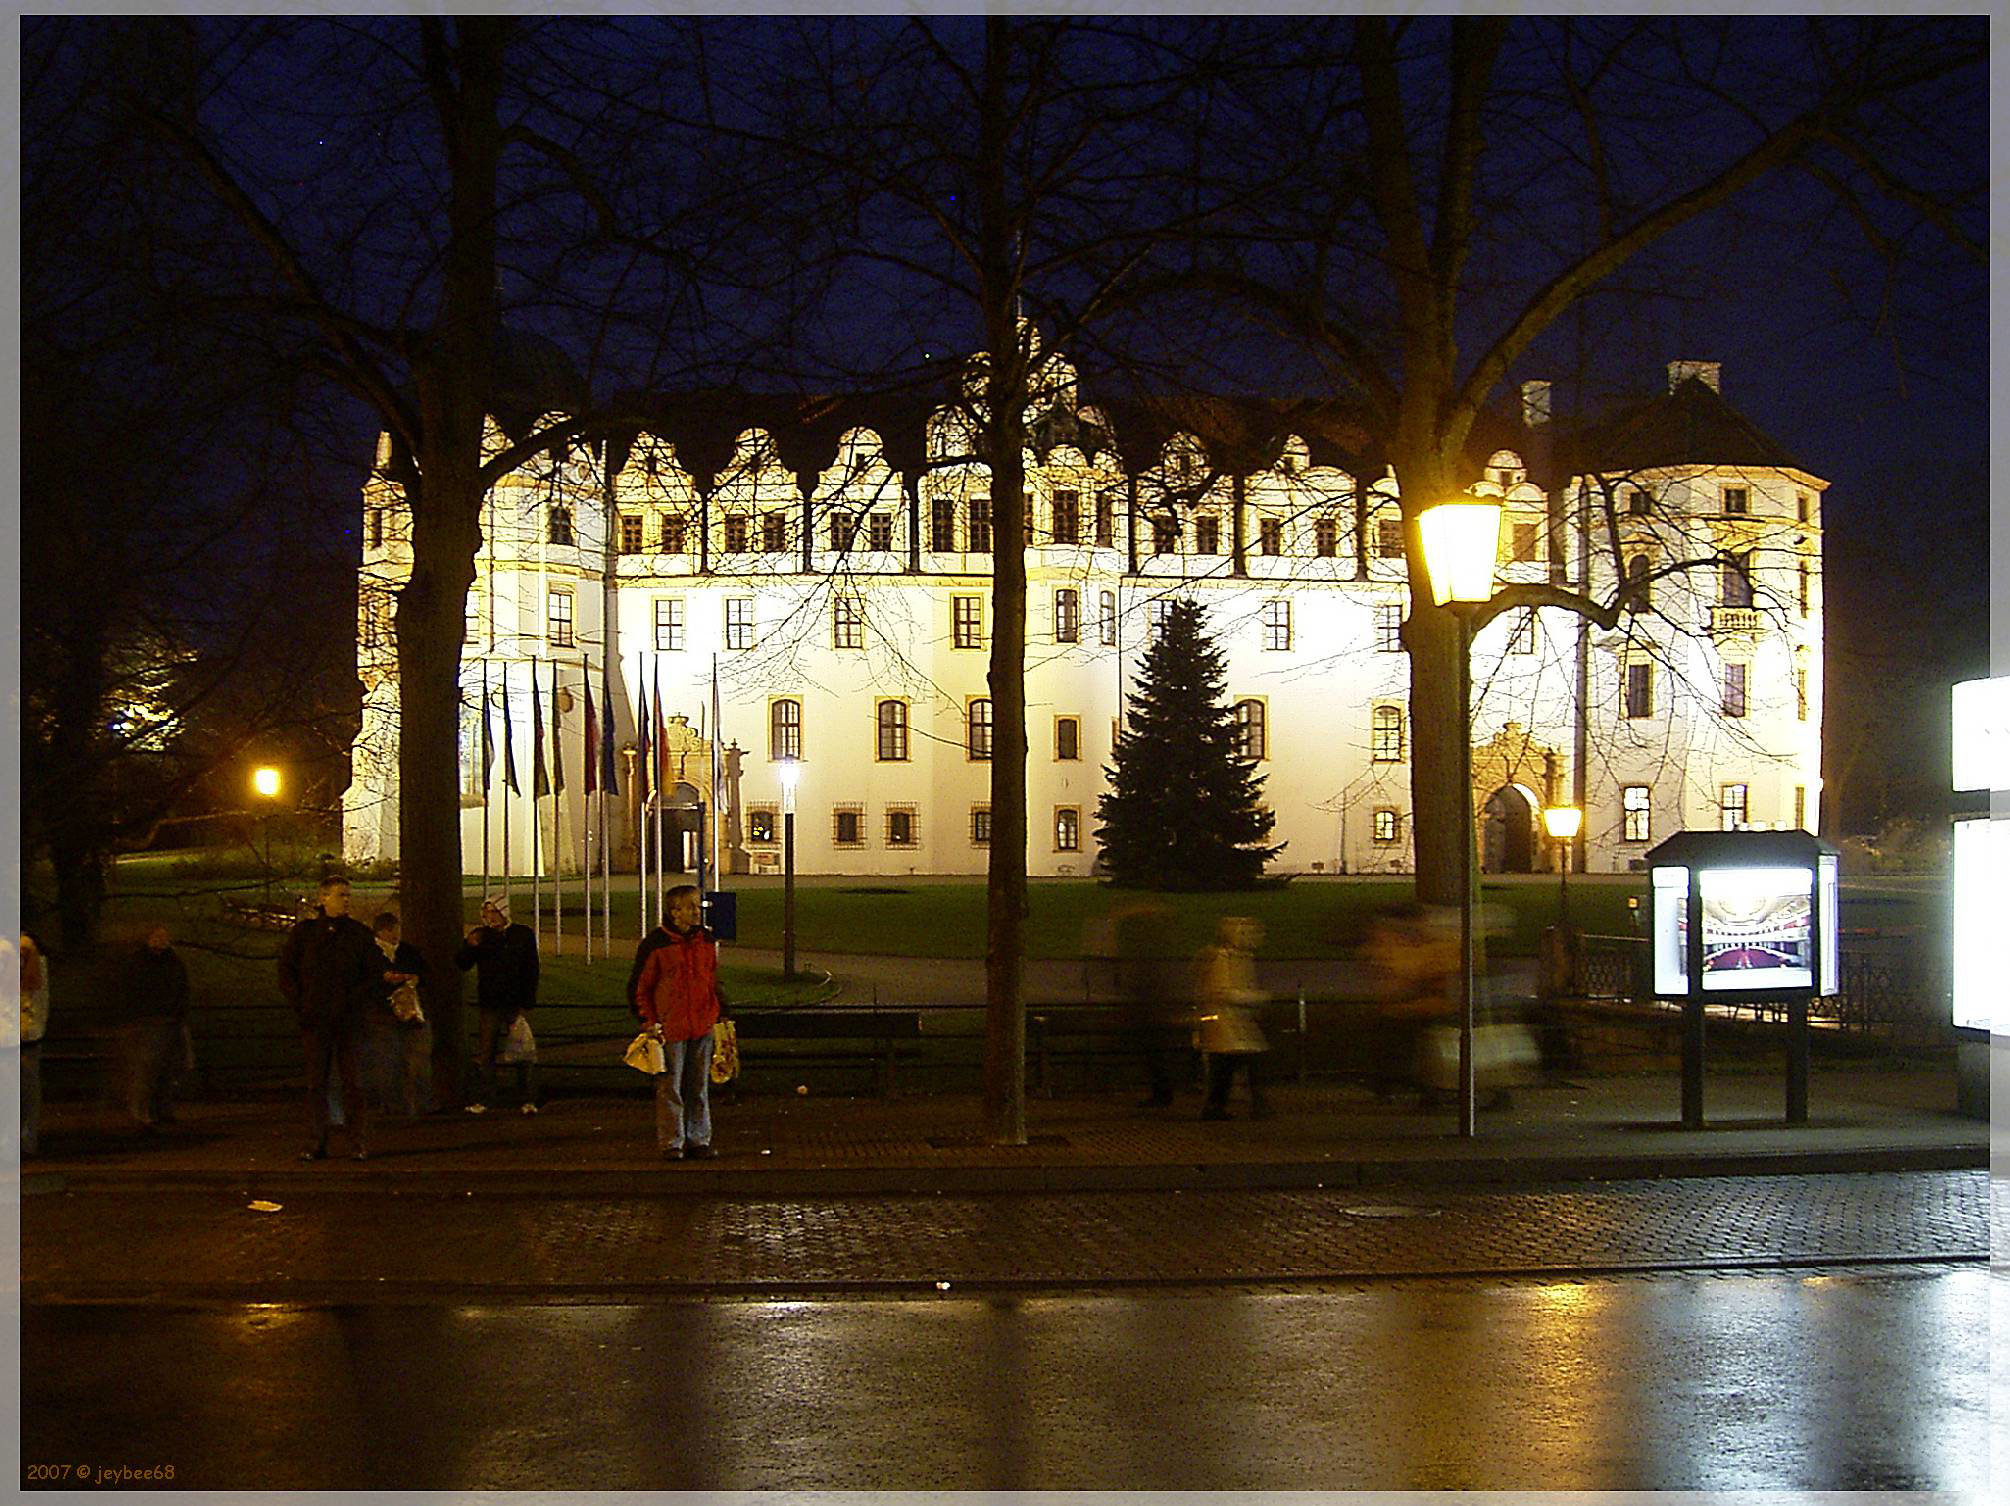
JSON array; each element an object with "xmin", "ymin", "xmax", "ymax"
[
  {"xmin": 1622, "ymin": 785, "xmax": 1651, "ymax": 842},
  {"xmin": 1094, "ymin": 491, "xmax": 1116, "ymax": 548},
  {"xmin": 1052, "ymin": 492, "xmax": 1080, "ymax": 545},
  {"xmin": 370, "ymin": 508, "xmax": 385, "ymax": 549},
  {"xmin": 1511, "ymin": 609, "xmax": 1537, "ymax": 655},
  {"xmin": 876, "ymin": 700, "xmax": 908, "ymax": 762},
  {"xmin": 749, "ymin": 807, "xmax": 777, "ymax": 845},
  {"xmin": 547, "ymin": 591, "xmax": 574, "ymax": 648},
  {"xmin": 1627, "ymin": 489, "xmax": 1652, "ymax": 516},
  {"xmin": 654, "ymin": 597, "xmax": 685, "ymax": 652},
  {"xmin": 970, "ymin": 806, "xmax": 992, "ymax": 846},
  {"xmin": 1375, "ymin": 604, "xmax": 1402, "ymax": 653},
  {"xmin": 886, "ymin": 807, "xmax": 918, "ymax": 848},
  {"xmin": 769, "ymin": 698, "xmax": 802, "ymax": 761},
  {"xmin": 725, "ymin": 597, "xmax": 755, "ymax": 650},
  {"xmin": 660, "ymin": 514, "xmax": 687, "ymax": 553},
  {"xmin": 1376, "ymin": 518, "xmax": 1405, "ymax": 559},
  {"xmin": 968, "ymin": 699, "xmax": 992, "ymax": 761},
  {"xmin": 548, "ymin": 505, "xmax": 574, "ymax": 546},
  {"xmin": 763, "ymin": 511, "xmax": 788, "ymax": 553},
  {"xmin": 1371, "ymin": 705, "xmax": 1404, "ymax": 763},
  {"xmin": 1720, "ymin": 553, "xmax": 1754, "ymax": 608},
  {"xmin": 833, "ymin": 595, "xmax": 864, "ymax": 650},
  {"xmin": 828, "ymin": 511, "xmax": 855, "ymax": 551},
  {"xmin": 1372, "ymin": 808, "xmax": 1400, "ymax": 845},
  {"xmin": 1099, "ymin": 590, "xmax": 1117, "ymax": 646},
  {"xmin": 723, "ymin": 515, "xmax": 749, "ymax": 553},
  {"xmin": 1259, "ymin": 517, "xmax": 1283, "ymax": 556},
  {"xmin": 1147, "ymin": 599, "xmax": 1172, "ymax": 643},
  {"xmin": 1314, "ymin": 517, "xmax": 1339, "ymax": 558},
  {"xmin": 1722, "ymin": 486, "xmax": 1749, "ymax": 515},
  {"xmin": 969, "ymin": 498, "xmax": 992, "ymax": 553},
  {"xmin": 1627, "ymin": 554, "xmax": 1652, "ymax": 610},
  {"xmin": 1194, "ymin": 515, "xmax": 1220, "ymax": 555},
  {"xmin": 867, "ymin": 512, "xmax": 893, "ymax": 552},
  {"xmin": 952, "ymin": 595, "xmax": 982, "ymax": 649},
  {"xmin": 832, "ymin": 806, "xmax": 864, "ymax": 847},
  {"xmin": 1720, "ymin": 783, "xmax": 1748, "ymax": 830},
  {"xmin": 930, "ymin": 497, "xmax": 956, "ymax": 552},
  {"xmin": 1625, "ymin": 662, "xmax": 1653, "ymax": 719},
  {"xmin": 1152, "ymin": 516, "xmax": 1179, "ymax": 555},
  {"xmin": 1722, "ymin": 663, "xmax": 1748, "ymax": 718},
  {"xmin": 618, "ymin": 514, "xmax": 643, "ymax": 554},
  {"xmin": 1055, "ymin": 808, "xmax": 1080, "ymax": 852},
  {"xmin": 1262, "ymin": 599, "xmax": 1291, "ymax": 651},
  {"xmin": 1054, "ymin": 589, "xmax": 1080, "ymax": 644},
  {"xmin": 1055, "ymin": 716, "xmax": 1080, "ymax": 762},
  {"xmin": 1233, "ymin": 699, "xmax": 1266, "ymax": 761}
]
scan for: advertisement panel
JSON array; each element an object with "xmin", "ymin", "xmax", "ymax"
[{"xmin": 1697, "ymin": 866, "xmax": 1813, "ymax": 992}]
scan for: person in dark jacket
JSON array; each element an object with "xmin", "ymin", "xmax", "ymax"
[
  {"xmin": 369, "ymin": 911, "xmax": 431, "ymax": 1117},
  {"xmin": 455, "ymin": 894, "xmax": 539, "ymax": 1114},
  {"xmin": 277, "ymin": 875, "xmax": 381, "ymax": 1160},
  {"xmin": 119, "ymin": 925, "xmax": 191, "ymax": 1129}
]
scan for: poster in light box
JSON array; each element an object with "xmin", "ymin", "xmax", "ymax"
[{"xmin": 1698, "ymin": 866, "xmax": 1813, "ymax": 992}]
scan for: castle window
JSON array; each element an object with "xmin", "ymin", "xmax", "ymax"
[
  {"xmin": 876, "ymin": 700, "xmax": 909, "ymax": 762},
  {"xmin": 1722, "ymin": 663, "xmax": 1748, "ymax": 719},
  {"xmin": 930, "ymin": 497, "xmax": 957, "ymax": 552},
  {"xmin": 1261, "ymin": 599, "xmax": 1291, "ymax": 652},
  {"xmin": 1511, "ymin": 523, "xmax": 1539, "ymax": 563},
  {"xmin": 886, "ymin": 807, "xmax": 918, "ymax": 849},
  {"xmin": 465, "ymin": 590, "xmax": 481, "ymax": 645},
  {"xmin": 1052, "ymin": 491, "xmax": 1080, "ymax": 545},
  {"xmin": 546, "ymin": 590, "xmax": 574, "ymax": 648},
  {"xmin": 828, "ymin": 510, "xmax": 855, "ymax": 551},
  {"xmin": 1720, "ymin": 553, "xmax": 1753, "ymax": 608},
  {"xmin": 967, "ymin": 699, "xmax": 992, "ymax": 761},
  {"xmin": 1152, "ymin": 516, "xmax": 1179, "ymax": 555},
  {"xmin": 619, "ymin": 514, "xmax": 643, "ymax": 555},
  {"xmin": 1627, "ymin": 489, "xmax": 1652, "ymax": 516},
  {"xmin": 763, "ymin": 511, "xmax": 788, "ymax": 553},
  {"xmin": 1194, "ymin": 515, "xmax": 1220, "ymax": 555},
  {"xmin": 1797, "ymin": 492, "xmax": 1811, "ymax": 524},
  {"xmin": 1627, "ymin": 553, "xmax": 1652, "ymax": 610},
  {"xmin": 1372, "ymin": 808, "xmax": 1400, "ymax": 845},
  {"xmin": 1370, "ymin": 705, "xmax": 1404, "ymax": 763},
  {"xmin": 1626, "ymin": 662, "xmax": 1654, "ymax": 719},
  {"xmin": 1622, "ymin": 785, "xmax": 1651, "ymax": 842},
  {"xmin": 867, "ymin": 512, "xmax": 893, "ymax": 552},
  {"xmin": 968, "ymin": 498, "xmax": 992, "ymax": 553},
  {"xmin": 661, "ymin": 514, "xmax": 687, "ymax": 553},
  {"xmin": 952, "ymin": 595, "xmax": 982, "ymax": 649},
  {"xmin": 1798, "ymin": 561, "xmax": 1810, "ymax": 617},
  {"xmin": 1722, "ymin": 486, "xmax": 1750, "ymax": 515},
  {"xmin": 1720, "ymin": 783, "xmax": 1748, "ymax": 830},
  {"xmin": 1054, "ymin": 807, "xmax": 1080, "ymax": 853},
  {"xmin": 1375, "ymin": 604, "xmax": 1402, "ymax": 653},
  {"xmin": 725, "ymin": 597, "xmax": 755, "ymax": 650},
  {"xmin": 1095, "ymin": 491, "xmax": 1116, "ymax": 548},
  {"xmin": 1055, "ymin": 716, "xmax": 1080, "ymax": 762},
  {"xmin": 748, "ymin": 807, "xmax": 777, "ymax": 845},
  {"xmin": 1099, "ymin": 590, "xmax": 1117, "ymax": 646},
  {"xmin": 832, "ymin": 805, "xmax": 865, "ymax": 848},
  {"xmin": 1314, "ymin": 517, "xmax": 1339, "ymax": 558},
  {"xmin": 1796, "ymin": 667, "xmax": 1809, "ymax": 722},
  {"xmin": 1376, "ymin": 518, "xmax": 1405, "ymax": 559},
  {"xmin": 970, "ymin": 806, "xmax": 992, "ymax": 846},
  {"xmin": 723, "ymin": 515, "xmax": 749, "ymax": 554},
  {"xmin": 547, "ymin": 505, "xmax": 574, "ymax": 546},
  {"xmin": 1510, "ymin": 609, "xmax": 1537, "ymax": 655},
  {"xmin": 1259, "ymin": 517, "xmax": 1283, "ymax": 556},
  {"xmin": 832, "ymin": 594, "xmax": 864, "ymax": 650},
  {"xmin": 1233, "ymin": 699, "xmax": 1267, "ymax": 761},
  {"xmin": 769, "ymin": 698, "xmax": 802, "ymax": 761},
  {"xmin": 1054, "ymin": 588, "xmax": 1080, "ymax": 644}
]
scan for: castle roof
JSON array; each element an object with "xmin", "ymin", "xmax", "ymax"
[{"xmin": 1556, "ymin": 376, "xmax": 1809, "ymax": 478}]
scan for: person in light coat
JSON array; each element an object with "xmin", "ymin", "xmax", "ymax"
[{"xmin": 1196, "ymin": 917, "xmax": 1272, "ymax": 1121}]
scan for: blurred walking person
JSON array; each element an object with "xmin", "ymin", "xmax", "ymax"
[
  {"xmin": 1109, "ymin": 901, "xmax": 1188, "ymax": 1107},
  {"xmin": 118, "ymin": 925, "xmax": 190, "ymax": 1129},
  {"xmin": 278, "ymin": 875, "xmax": 380, "ymax": 1160},
  {"xmin": 1361, "ymin": 902, "xmax": 1459, "ymax": 1102},
  {"xmin": 1196, "ymin": 917, "xmax": 1271, "ymax": 1121}
]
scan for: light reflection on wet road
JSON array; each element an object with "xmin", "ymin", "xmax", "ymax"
[{"xmin": 22, "ymin": 1266, "xmax": 1986, "ymax": 1491}]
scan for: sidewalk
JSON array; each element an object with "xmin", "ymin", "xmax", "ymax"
[{"xmin": 22, "ymin": 1066, "xmax": 1984, "ymax": 1196}]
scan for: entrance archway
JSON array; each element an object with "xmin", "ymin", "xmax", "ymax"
[
  {"xmin": 663, "ymin": 782, "xmax": 702, "ymax": 874},
  {"xmin": 1481, "ymin": 784, "xmax": 1538, "ymax": 874}
]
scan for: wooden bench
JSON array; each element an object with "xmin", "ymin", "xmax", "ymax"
[{"xmin": 732, "ymin": 1008, "xmax": 924, "ymax": 1096}]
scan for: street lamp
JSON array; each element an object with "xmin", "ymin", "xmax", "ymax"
[
  {"xmin": 1418, "ymin": 495, "xmax": 1502, "ymax": 1140},
  {"xmin": 1542, "ymin": 804, "xmax": 1583, "ymax": 927},
  {"xmin": 779, "ymin": 757, "xmax": 800, "ymax": 981},
  {"xmin": 251, "ymin": 765, "xmax": 283, "ymax": 907}
]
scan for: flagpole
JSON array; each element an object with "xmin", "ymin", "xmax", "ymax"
[
  {"xmin": 500, "ymin": 662, "xmax": 512, "ymax": 906},
  {"xmin": 711, "ymin": 654, "xmax": 722, "ymax": 888},
  {"xmin": 532, "ymin": 654, "xmax": 544, "ymax": 948},
  {"xmin": 636, "ymin": 652, "xmax": 648, "ymax": 942},
  {"xmin": 551, "ymin": 657, "xmax": 564, "ymax": 958},
  {"xmin": 481, "ymin": 658, "xmax": 491, "ymax": 911}
]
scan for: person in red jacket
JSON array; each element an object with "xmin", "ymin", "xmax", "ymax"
[{"xmin": 634, "ymin": 884, "xmax": 728, "ymax": 1160}]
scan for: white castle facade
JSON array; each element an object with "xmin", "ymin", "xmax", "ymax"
[{"xmin": 343, "ymin": 349, "xmax": 1825, "ymax": 883}]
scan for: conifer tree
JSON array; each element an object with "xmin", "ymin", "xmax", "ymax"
[{"xmin": 1097, "ymin": 600, "xmax": 1282, "ymax": 889}]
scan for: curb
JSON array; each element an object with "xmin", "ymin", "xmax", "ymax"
[{"xmin": 24, "ymin": 1144, "xmax": 1984, "ymax": 1198}]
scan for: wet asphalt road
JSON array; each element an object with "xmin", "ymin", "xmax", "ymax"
[{"xmin": 21, "ymin": 1266, "xmax": 1990, "ymax": 1491}]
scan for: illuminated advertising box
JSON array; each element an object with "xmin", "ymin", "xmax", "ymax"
[{"xmin": 1646, "ymin": 831, "xmax": 1841, "ymax": 1001}]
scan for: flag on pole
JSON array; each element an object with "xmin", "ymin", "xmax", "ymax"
[
  {"xmin": 480, "ymin": 662, "xmax": 494, "ymax": 794},
  {"xmin": 501, "ymin": 663, "xmax": 520, "ymax": 794},
  {"xmin": 710, "ymin": 655, "xmax": 723, "ymax": 880},
  {"xmin": 532, "ymin": 657, "xmax": 550, "ymax": 800},
  {"xmin": 635, "ymin": 657, "xmax": 653, "ymax": 801},
  {"xmin": 582, "ymin": 663, "xmax": 599, "ymax": 798},
  {"xmin": 600, "ymin": 655, "xmax": 621, "ymax": 796},
  {"xmin": 652, "ymin": 656, "xmax": 668, "ymax": 793},
  {"xmin": 551, "ymin": 658, "xmax": 566, "ymax": 795}
]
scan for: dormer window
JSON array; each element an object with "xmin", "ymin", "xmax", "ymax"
[
  {"xmin": 1627, "ymin": 489, "xmax": 1652, "ymax": 516},
  {"xmin": 547, "ymin": 505, "xmax": 574, "ymax": 546},
  {"xmin": 1722, "ymin": 486, "xmax": 1749, "ymax": 515}
]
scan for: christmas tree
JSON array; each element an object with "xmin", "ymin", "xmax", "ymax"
[{"xmin": 1096, "ymin": 599, "xmax": 1283, "ymax": 889}]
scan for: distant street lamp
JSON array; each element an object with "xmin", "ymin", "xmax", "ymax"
[
  {"xmin": 779, "ymin": 757, "xmax": 801, "ymax": 981},
  {"xmin": 251, "ymin": 765, "xmax": 283, "ymax": 907},
  {"xmin": 1418, "ymin": 496, "xmax": 1502, "ymax": 1141},
  {"xmin": 1543, "ymin": 804, "xmax": 1583, "ymax": 927}
]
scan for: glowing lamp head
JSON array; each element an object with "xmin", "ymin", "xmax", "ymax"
[
  {"xmin": 252, "ymin": 766, "xmax": 283, "ymax": 800},
  {"xmin": 1543, "ymin": 806, "xmax": 1584, "ymax": 841},
  {"xmin": 1417, "ymin": 498, "xmax": 1503, "ymax": 606},
  {"xmin": 778, "ymin": 757, "xmax": 800, "ymax": 814}
]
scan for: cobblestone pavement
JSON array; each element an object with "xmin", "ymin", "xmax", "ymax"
[{"xmin": 22, "ymin": 1169, "xmax": 1988, "ymax": 1302}]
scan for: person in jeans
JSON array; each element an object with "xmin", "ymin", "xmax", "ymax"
[
  {"xmin": 634, "ymin": 885, "xmax": 727, "ymax": 1160},
  {"xmin": 455, "ymin": 895, "xmax": 539, "ymax": 1114},
  {"xmin": 119, "ymin": 925, "xmax": 190, "ymax": 1128},
  {"xmin": 277, "ymin": 876, "xmax": 380, "ymax": 1160}
]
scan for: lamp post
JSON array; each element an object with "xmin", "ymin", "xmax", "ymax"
[
  {"xmin": 779, "ymin": 757, "xmax": 800, "ymax": 981},
  {"xmin": 251, "ymin": 765, "xmax": 283, "ymax": 908},
  {"xmin": 1418, "ymin": 496, "xmax": 1503, "ymax": 1140},
  {"xmin": 1542, "ymin": 804, "xmax": 1583, "ymax": 928}
]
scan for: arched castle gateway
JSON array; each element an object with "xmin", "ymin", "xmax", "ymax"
[{"xmin": 345, "ymin": 348, "xmax": 1825, "ymax": 880}]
